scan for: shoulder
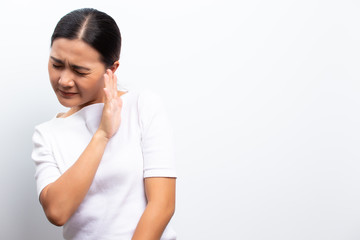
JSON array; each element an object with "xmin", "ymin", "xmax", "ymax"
[
  {"xmin": 32, "ymin": 121, "xmax": 54, "ymax": 148},
  {"xmin": 123, "ymin": 87, "xmax": 166, "ymax": 113},
  {"xmin": 135, "ymin": 88, "xmax": 166, "ymax": 108},
  {"xmin": 34, "ymin": 119, "xmax": 55, "ymax": 133},
  {"xmin": 32, "ymin": 117, "xmax": 61, "ymax": 143}
]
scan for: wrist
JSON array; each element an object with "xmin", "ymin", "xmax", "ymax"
[{"xmin": 94, "ymin": 130, "xmax": 110, "ymax": 143}]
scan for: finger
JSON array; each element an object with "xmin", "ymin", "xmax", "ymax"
[
  {"xmin": 108, "ymin": 69, "xmax": 116, "ymax": 97},
  {"xmin": 108, "ymin": 69, "xmax": 115, "ymax": 91},
  {"xmin": 103, "ymin": 88, "xmax": 111, "ymax": 103},
  {"xmin": 103, "ymin": 72, "xmax": 112, "ymax": 100},
  {"xmin": 109, "ymin": 70, "xmax": 116, "ymax": 98},
  {"xmin": 113, "ymin": 74, "xmax": 118, "ymax": 96},
  {"xmin": 104, "ymin": 71, "xmax": 109, "ymax": 88},
  {"xmin": 117, "ymin": 94, "xmax": 123, "ymax": 106}
]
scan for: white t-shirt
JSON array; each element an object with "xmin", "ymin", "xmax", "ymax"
[{"xmin": 31, "ymin": 88, "xmax": 177, "ymax": 240}]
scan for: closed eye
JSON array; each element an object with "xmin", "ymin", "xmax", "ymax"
[
  {"xmin": 52, "ymin": 64, "xmax": 62, "ymax": 69},
  {"xmin": 52, "ymin": 64, "xmax": 88, "ymax": 76},
  {"xmin": 73, "ymin": 69, "xmax": 89, "ymax": 76}
]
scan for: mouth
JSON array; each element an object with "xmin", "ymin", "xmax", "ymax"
[{"xmin": 58, "ymin": 89, "xmax": 78, "ymax": 97}]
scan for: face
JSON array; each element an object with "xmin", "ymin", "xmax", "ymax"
[{"xmin": 48, "ymin": 38, "xmax": 107, "ymax": 109}]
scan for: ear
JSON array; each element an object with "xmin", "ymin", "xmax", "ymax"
[{"xmin": 109, "ymin": 60, "xmax": 120, "ymax": 73}]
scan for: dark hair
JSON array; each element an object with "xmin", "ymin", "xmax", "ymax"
[{"xmin": 51, "ymin": 8, "xmax": 121, "ymax": 67}]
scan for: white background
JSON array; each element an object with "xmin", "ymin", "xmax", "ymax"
[{"xmin": 0, "ymin": 0, "xmax": 359, "ymax": 239}]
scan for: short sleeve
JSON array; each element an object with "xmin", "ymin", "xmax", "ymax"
[
  {"xmin": 138, "ymin": 90, "xmax": 177, "ymax": 178},
  {"xmin": 31, "ymin": 125, "xmax": 61, "ymax": 199}
]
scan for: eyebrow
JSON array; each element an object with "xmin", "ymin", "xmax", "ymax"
[{"xmin": 50, "ymin": 56, "xmax": 91, "ymax": 71}]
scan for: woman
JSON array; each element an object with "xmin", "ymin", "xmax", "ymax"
[{"xmin": 31, "ymin": 8, "xmax": 177, "ymax": 240}]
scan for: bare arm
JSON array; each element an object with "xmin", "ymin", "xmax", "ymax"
[
  {"xmin": 40, "ymin": 131, "xmax": 108, "ymax": 226},
  {"xmin": 39, "ymin": 70, "xmax": 122, "ymax": 226},
  {"xmin": 132, "ymin": 177, "xmax": 176, "ymax": 240}
]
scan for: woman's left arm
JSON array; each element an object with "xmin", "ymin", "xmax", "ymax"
[{"xmin": 132, "ymin": 177, "xmax": 176, "ymax": 240}]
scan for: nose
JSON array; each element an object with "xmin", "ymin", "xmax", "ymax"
[{"xmin": 58, "ymin": 70, "xmax": 75, "ymax": 87}]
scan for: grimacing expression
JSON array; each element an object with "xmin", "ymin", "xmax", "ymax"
[{"xmin": 48, "ymin": 38, "xmax": 107, "ymax": 109}]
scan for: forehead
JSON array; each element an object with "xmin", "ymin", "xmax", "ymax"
[{"xmin": 50, "ymin": 38, "xmax": 102, "ymax": 64}]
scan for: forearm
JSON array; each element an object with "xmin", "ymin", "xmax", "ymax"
[
  {"xmin": 132, "ymin": 202, "xmax": 175, "ymax": 240},
  {"xmin": 40, "ymin": 130, "xmax": 109, "ymax": 226}
]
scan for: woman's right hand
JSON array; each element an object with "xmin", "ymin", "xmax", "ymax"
[
  {"xmin": 38, "ymin": 71, "xmax": 124, "ymax": 226},
  {"xmin": 97, "ymin": 69, "xmax": 123, "ymax": 140}
]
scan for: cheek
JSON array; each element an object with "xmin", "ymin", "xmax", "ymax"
[
  {"xmin": 97, "ymin": 74, "xmax": 105, "ymax": 88},
  {"xmin": 83, "ymin": 74, "xmax": 105, "ymax": 91}
]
